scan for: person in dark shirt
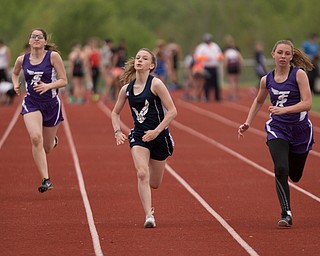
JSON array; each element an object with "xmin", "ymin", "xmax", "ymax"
[
  {"xmin": 11, "ymin": 28, "xmax": 67, "ymax": 193},
  {"xmin": 111, "ymin": 48, "xmax": 177, "ymax": 228},
  {"xmin": 238, "ymin": 40, "xmax": 314, "ymax": 228}
]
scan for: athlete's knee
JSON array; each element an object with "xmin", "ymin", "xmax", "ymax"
[
  {"xmin": 274, "ymin": 164, "xmax": 289, "ymax": 176},
  {"xmin": 136, "ymin": 168, "xmax": 149, "ymax": 183},
  {"xmin": 30, "ymin": 133, "xmax": 43, "ymax": 148}
]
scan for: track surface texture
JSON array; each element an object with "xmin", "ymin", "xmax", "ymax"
[{"xmin": 1, "ymin": 88, "xmax": 319, "ymax": 256}]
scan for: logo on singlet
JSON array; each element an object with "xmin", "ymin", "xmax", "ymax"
[
  {"xmin": 132, "ymin": 99, "xmax": 149, "ymax": 123},
  {"xmin": 27, "ymin": 69, "xmax": 44, "ymax": 86},
  {"xmin": 271, "ymin": 87, "xmax": 290, "ymax": 107}
]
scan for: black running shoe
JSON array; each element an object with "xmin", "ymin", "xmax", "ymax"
[
  {"xmin": 38, "ymin": 178, "xmax": 54, "ymax": 193},
  {"xmin": 54, "ymin": 136, "xmax": 59, "ymax": 148},
  {"xmin": 278, "ymin": 211, "xmax": 293, "ymax": 228}
]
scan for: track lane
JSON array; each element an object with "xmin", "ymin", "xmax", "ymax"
[
  {"xmin": 63, "ymin": 100, "xmax": 256, "ymax": 255},
  {"xmin": 1, "ymin": 88, "xmax": 319, "ymax": 256},
  {"xmin": 0, "ymin": 99, "xmax": 98, "ymax": 255},
  {"xmin": 176, "ymin": 96, "xmax": 320, "ymax": 196}
]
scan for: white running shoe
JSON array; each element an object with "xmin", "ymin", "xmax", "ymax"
[
  {"xmin": 278, "ymin": 210, "xmax": 293, "ymax": 228},
  {"xmin": 144, "ymin": 207, "xmax": 156, "ymax": 228}
]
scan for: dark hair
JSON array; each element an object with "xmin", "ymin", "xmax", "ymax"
[{"xmin": 29, "ymin": 28, "xmax": 59, "ymax": 53}]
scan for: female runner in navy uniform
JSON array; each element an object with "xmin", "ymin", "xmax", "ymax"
[
  {"xmin": 111, "ymin": 48, "xmax": 177, "ymax": 228},
  {"xmin": 11, "ymin": 28, "xmax": 67, "ymax": 193},
  {"xmin": 238, "ymin": 40, "xmax": 314, "ymax": 227}
]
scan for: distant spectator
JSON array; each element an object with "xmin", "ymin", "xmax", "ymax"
[
  {"xmin": 68, "ymin": 42, "xmax": 86, "ymax": 104},
  {"xmin": 194, "ymin": 33, "xmax": 223, "ymax": 102},
  {"xmin": 223, "ymin": 35, "xmax": 243, "ymax": 100},
  {"xmin": 252, "ymin": 41, "xmax": 269, "ymax": 96},
  {"xmin": 166, "ymin": 38, "xmax": 181, "ymax": 86},
  {"xmin": 110, "ymin": 38, "xmax": 127, "ymax": 99},
  {"xmin": 301, "ymin": 33, "xmax": 320, "ymax": 94},
  {"xmin": 0, "ymin": 39, "xmax": 11, "ymax": 82},
  {"xmin": 153, "ymin": 39, "xmax": 168, "ymax": 83},
  {"xmin": 101, "ymin": 38, "xmax": 113, "ymax": 101},
  {"xmin": 88, "ymin": 38, "xmax": 101, "ymax": 101},
  {"xmin": 182, "ymin": 47, "xmax": 196, "ymax": 100},
  {"xmin": 0, "ymin": 79, "xmax": 15, "ymax": 105},
  {"xmin": 254, "ymin": 41, "xmax": 268, "ymax": 83}
]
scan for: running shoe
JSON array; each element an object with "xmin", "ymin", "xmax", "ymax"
[
  {"xmin": 278, "ymin": 211, "xmax": 293, "ymax": 228},
  {"xmin": 38, "ymin": 178, "xmax": 54, "ymax": 193},
  {"xmin": 54, "ymin": 136, "xmax": 59, "ymax": 148},
  {"xmin": 144, "ymin": 207, "xmax": 156, "ymax": 228}
]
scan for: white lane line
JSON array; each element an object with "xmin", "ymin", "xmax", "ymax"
[
  {"xmin": 62, "ymin": 105, "xmax": 103, "ymax": 256},
  {"xmin": 178, "ymin": 100, "xmax": 320, "ymax": 157},
  {"xmin": 0, "ymin": 104, "xmax": 21, "ymax": 150},
  {"xmin": 171, "ymin": 119, "xmax": 320, "ymax": 203},
  {"xmin": 166, "ymin": 164, "xmax": 259, "ymax": 256},
  {"xmin": 97, "ymin": 101, "xmax": 259, "ymax": 256}
]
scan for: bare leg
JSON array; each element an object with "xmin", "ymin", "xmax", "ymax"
[
  {"xmin": 149, "ymin": 159, "xmax": 166, "ymax": 189},
  {"xmin": 24, "ymin": 112, "xmax": 59, "ymax": 180},
  {"xmin": 23, "ymin": 112, "xmax": 48, "ymax": 179},
  {"xmin": 131, "ymin": 146, "xmax": 152, "ymax": 215},
  {"xmin": 43, "ymin": 125, "xmax": 59, "ymax": 154}
]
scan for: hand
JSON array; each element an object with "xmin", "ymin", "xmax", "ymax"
[
  {"xmin": 142, "ymin": 129, "xmax": 160, "ymax": 142},
  {"xmin": 14, "ymin": 82, "xmax": 21, "ymax": 95},
  {"xmin": 115, "ymin": 131, "xmax": 127, "ymax": 145},
  {"xmin": 238, "ymin": 123, "xmax": 250, "ymax": 139},
  {"xmin": 268, "ymin": 106, "xmax": 286, "ymax": 115},
  {"xmin": 33, "ymin": 81, "xmax": 50, "ymax": 95}
]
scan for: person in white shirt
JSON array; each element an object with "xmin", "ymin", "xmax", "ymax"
[
  {"xmin": 194, "ymin": 33, "xmax": 223, "ymax": 102},
  {"xmin": 0, "ymin": 39, "xmax": 11, "ymax": 82}
]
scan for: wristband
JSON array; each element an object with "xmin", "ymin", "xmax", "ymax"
[{"xmin": 114, "ymin": 129, "xmax": 121, "ymax": 134}]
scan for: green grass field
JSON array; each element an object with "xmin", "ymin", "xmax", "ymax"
[{"xmin": 312, "ymin": 94, "xmax": 320, "ymax": 113}]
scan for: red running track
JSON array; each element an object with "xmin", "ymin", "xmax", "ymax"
[{"xmin": 0, "ymin": 89, "xmax": 319, "ymax": 256}]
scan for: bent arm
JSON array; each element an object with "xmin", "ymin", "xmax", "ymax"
[
  {"xmin": 238, "ymin": 76, "xmax": 268, "ymax": 137},
  {"xmin": 50, "ymin": 51, "xmax": 68, "ymax": 89},
  {"xmin": 245, "ymin": 76, "xmax": 268, "ymax": 126},
  {"xmin": 151, "ymin": 78, "xmax": 178, "ymax": 134},
  {"xmin": 286, "ymin": 69, "xmax": 312, "ymax": 112},
  {"xmin": 111, "ymin": 85, "xmax": 128, "ymax": 145},
  {"xmin": 268, "ymin": 70, "xmax": 312, "ymax": 115},
  {"xmin": 11, "ymin": 55, "xmax": 24, "ymax": 94}
]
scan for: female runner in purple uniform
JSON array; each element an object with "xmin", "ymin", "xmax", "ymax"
[
  {"xmin": 11, "ymin": 28, "xmax": 67, "ymax": 193},
  {"xmin": 111, "ymin": 48, "xmax": 177, "ymax": 228},
  {"xmin": 238, "ymin": 40, "xmax": 314, "ymax": 227}
]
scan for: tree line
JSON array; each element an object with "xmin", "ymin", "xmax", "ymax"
[{"xmin": 2, "ymin": 0, "xmax": 320, "ymax": 62}]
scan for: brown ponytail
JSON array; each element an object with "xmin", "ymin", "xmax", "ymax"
[
  {"xmin": 272, "ymin": 40, "xmax": 314, "ymax": 71},
  {"xmin": 120, "ymin": 48, "xmax": 157, "ymax": 85}
]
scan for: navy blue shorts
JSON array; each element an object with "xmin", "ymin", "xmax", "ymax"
[
  {"xmin": 265, "ymin": 119, "xmax": 314, "ymax": 154},
  {"xmin": 21, "ymin": 96, "xmax": 64, "ymax": 127},
  {"xmin": 128, "ymin": 129, "xmax": 174, "ymax": 161}
]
